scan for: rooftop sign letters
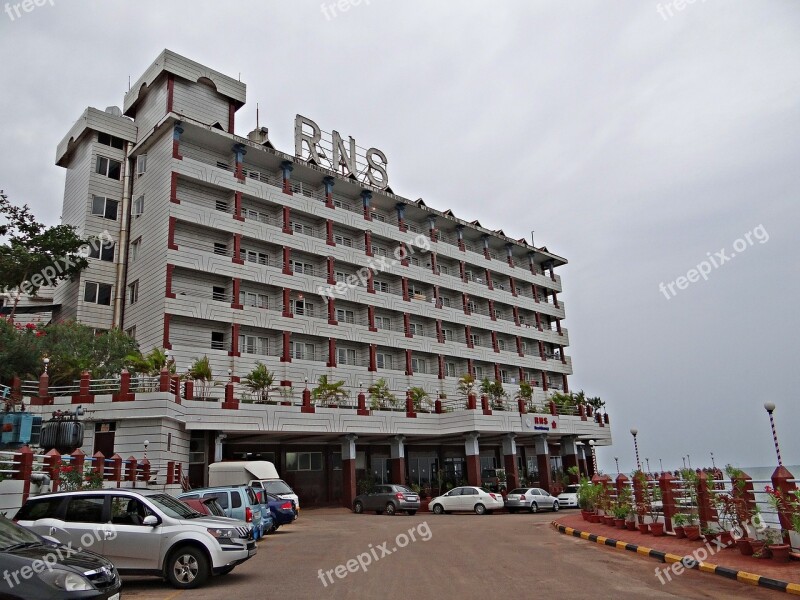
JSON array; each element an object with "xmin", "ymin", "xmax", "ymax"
[{"xmin": 294, "ymin": 115, "xmax": 389, "ymax": 190}]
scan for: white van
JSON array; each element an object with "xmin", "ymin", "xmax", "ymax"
[{"xmin": 208, "ymin": 461, "xmax": 300, "ymax": 511}]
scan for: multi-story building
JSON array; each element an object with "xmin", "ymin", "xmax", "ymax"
[{"xmin": 46, "ymin": 49, "xmax": 611, "ymax": 505}]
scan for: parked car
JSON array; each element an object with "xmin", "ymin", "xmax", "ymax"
[
  {"xmin": 209, "ymin": 461, "xmax": 301, "ymax": 512},
  {"xmin": 15, "ymin": 489, "xmax": 256, "ymax": 589},
  {"xmin": 254, "ymin": 490, "xmax": 297, "ymax": 531},
  {"xmin": 0, "ymin": 514, "xmax": 121, "ymax": 600},
  {"xmin": 177, "ymin": 485, "xmax": 263, "ymax": 538},
  {"xmin": 428, "ymin": 486, "xmax": 504, "ymax": 515},
  {"xmin": 505, "ymin": 488, "xmax": 560, "ymax": 513},
  {"xmin": 352, "ymin": 485, "xmax": 420, "ymax": 516},
  {"xmin": 557, "ymin": 485, "xmax": 579, "ymax": 509}
]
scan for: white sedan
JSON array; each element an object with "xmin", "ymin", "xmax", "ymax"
[
  {"xmin": 429, "ymin": 486, "xmax": 505, "ymax": 515},
  {"xmin": 506, "ymin": 487, "xmax": 560, "ymax": 513},
  {"xmin": 557, "ymin": 485, "xmax": 579, "ymax": 509}
]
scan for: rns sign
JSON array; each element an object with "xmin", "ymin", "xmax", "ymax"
[{"xmin": 294, "ymin": 115, "xmax": 389, "ymax": 190}]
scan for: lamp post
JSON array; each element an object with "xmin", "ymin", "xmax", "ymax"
[
  {"xmin": 686, "ymin": 454, "xmax": 692, "ymax": 470},
  {"xmin": 630, "ymin": 428, "xmax": 641, "ymax": 471},
  {"xmin": 659, "ymin": 458, "xmax": 664, "ymax": 473},
  {"xmin": 681, "ymin": 456, "xmax": 686, "ymax": 469},
  {"xmin": 710, "ymin": 452, "xmax": 716, "ymax": 470},
  {"xmin": 143, "ymin": 440, "xmax": 149, "ymax": 462},
  {"xmin": 588, "ymin": 440, "xmax": 598, "ymax": 475},
  {"xmin": 614, "ymin": 456, "xmax": 619, "ymax": 474},
  {"xmin": 645, "ymin": 458, "xmax": 651, "ymax": 474},
  {"xmin": 43, "ymin": 357, "xmax": 50, "ymax": 374},
  {"xmin": 763, "ymin": 402, "xmax": 783, "ymax": 467}
]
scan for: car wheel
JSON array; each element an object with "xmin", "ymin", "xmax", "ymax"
[
  {"xmin": 353, "ymin": 501, "xmax": 364, "ymax": 514},
  {"xmin": 553, "ymin": 501, "xmax": 560, "ymax": 512},
  {"xmin": 530, "ymin": 502, "xmax": 539, "ymax": 514},
  {"xmin": 406, "ymin": 510, "xmax": 417, "ymax": 516},
  {"xmin": 432, "ymin": 504, "xmax": 444, "ymax": 515},
  {"xmin": 166, "ymin": 546, "xmax": 210, "ymax": 589},
  {"xmin": 474, "ymin": 503, "xmax": 486, "ymax": 515},
  {"xmin": 385, "ymin": 502, "xmax": 396, "ymax": 516}
]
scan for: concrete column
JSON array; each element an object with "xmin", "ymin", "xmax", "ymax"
[
  {"xmin": 502, "ymin": 434, "xmax": 519, "ymax": 491},
  {"xmin": 561, "ymin": 436, "xmax": 579, "ymax": 484},
  {"xmin": 577, "ymin": 444, "xmax": 588, "ymax": 477},
  {"xmin": 390, "ymin": 435, "xmax": 406, "ymax": 485},
  {"xmin": 465, "ymin": 433, "xmax": 481, "ymax": 487},
  {"xmin": 534, "ymin": 435, "xmax": 552, "ymax": 493},
  {"xmin": 341, "ymin": 434, "xmax": 358, "ymax": 509}
]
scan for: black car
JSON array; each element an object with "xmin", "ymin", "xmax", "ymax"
[
  {"xmin": 0, "ymin": 515, "xmax": 121, "ymax": 600},
  {"xmin": 257, "ymin": 491, "xmax": 297, "ymax": 529},
  {"xmin": 353, "ymin": 484, "xmax": 420, "ymax": 515}
]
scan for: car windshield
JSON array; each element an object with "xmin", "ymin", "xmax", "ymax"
[
  {"xmin": 263, "ymin": 480, "xmax": 293, "ymax": 495},
  {"xmin": 563, "ymin": 486, "xmax": 579, "ymax": 494},
  {"xmin": 0, "ymin": 515, "xmax": 42, "ymax": 550},
  {"xmin": 396, "ymin": 486, "xmax": 414, "ymax": 493},
  {"xmin": 509, "ymin": 489, "xmax": 528, "ymax": 494},
  {"xmin": 148, "ymin": 494, "xmax": 202, "ymax": 519}
]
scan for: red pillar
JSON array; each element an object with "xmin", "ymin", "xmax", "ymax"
[
  {"xmin": 771, "ymin": 466, "xmax": 798, "ymax": 544},
  {"xmin": 326, "ymin": 219, "xmax": 334, "ymax": 246},
  {"xmin": 281, "ymin": 331, "xmax": 291, "ymax": 362}
]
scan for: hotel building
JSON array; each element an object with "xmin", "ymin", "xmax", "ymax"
[{"xmin": 44, "ymin": 50, "xmax": 612, "ymax": 505}]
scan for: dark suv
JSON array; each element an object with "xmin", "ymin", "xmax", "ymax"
[
  {"xmin": 0, "ymin": 514, "xmax": 121, "ymax": 600},
  {"xmin": 353, "ymin": 485, "xmax": 420, "ymax": 515}
]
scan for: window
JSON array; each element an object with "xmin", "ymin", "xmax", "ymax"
[
  {"xmin": 375, "ymin": 316, "xmax": 391, "ymax": 330},
  {"xmin": 334, "ymin": 234, "xmax": 352, "ymax": 247},
  {"xmin": 285, "ymin": 452, "xmax": 323, "ymax": 471},
  {"xmin": 470, "ymin": 334, "xmax": 480, "ymax": 347},
  {"xmin": 337, "ymin": 348, "xmax": 356, "ymax": 365},
  {"xmin": 64, "ymin": 496, "xmax": 105, "ymax": 523},
  {"xmin": 211, "ymin": 331, "xmax": 225, "ymax": 350},
  {"xmin": 14, "ymin": 497, "xmax": 63, "ymax": 521},
  {"xmin": 91, "ymin": 196, "xmax": 119, "ymax": 220},
  {"xmin": 411, "ymin": 358, "xmax": 426, "ymax": 373},
  {"xmin": 136, "ymin": 154, "xmax": 147, "ymax": 177},
  {"xmin": 245, "ymin": 208, "xmax": 270, "ymax": 224},
  {"xmin": 376, "ymin": 353, "xmax": 392, "ymax": 370},
  {"xmin": 445, "ymin": 362, "xmax": 456, "ymax": 377},
  {"xmin": 292, "ymin": 261, "xmax": 314, "ymax": 276},
  {"xmin": 411, "ymin": 257, "xmax": 420, "ymax": 266},
  {"xmin": 212, "ymin": 286, "xmax": 227, "ymax": 302},
  {"xmin": 439, "ymin": 265, "xmax": 449, "ymax": 276},
  {"xmin": 409, "ymin": 322, "xmax": 423, "ymax": 336},
  {"xmin": 84, "ymin": 282, "xmax": 112, "ymax": 306},
  {"xmin": 215, "ymin": 200, "xmax": 228, "ymax": 212},
  {"xmin": 519, "ymin": 315, "xmax": 527, "ymax": 325},
  {"xmin": 130, "ymin": 238, "xmax": 141, "ymax": 262},
  {"xmin": 239, "ymin": 335, "xmax": 268, "ymax": 355},
  {"xmin": 89, "ymin": 241, "xmax": 115, "ymax": 262},
  {"xmin": 293, "ymin": 299, "xmax": 313, "ymax": 316},
  {"xmin": 289, "ymin": 342, "xmax": 315, "ymax": 360},
  {"xmin": 96, "ymin": 156, "xmax": 122, "ymax": 180},
  {"xmin": 465, "ymin": 270, "xmax": 474, "ymax": 282},
  {"xmin": 474, "ymin": 366, "xmax": 484, "ymax": 380},
  {"xmin": 110, "ymin": 496, "xmax": 153, "ymax": 526},
  {"xmin": 240, "ymin": 292, "xmax": 268, "ymax": 308},
  {"xmin": 374, "ymin": 246, "xmax": 388, "ymax": 257},
  {"xmin": 202, "ymin": 491, "xmax": 229, "ymax": 509},
  {"xmin": 98, "ymin": 132, "xmax": 125, "ymax": 149},
  {"xmin": 497, "ymin": 339, "xmax": 506, "ymax": 351},
  {"xmin": 521, "ymin": 342, "xmax": 528, "ymax": 354},
  {"xmin": 126, "ymin": 326, "xmax": 136, "ymax": 338},
  {"xmin": 333, "ymin": 199, "xmax": 344, "ymax": 209},
  {"xmin": 128, "ymin": 281, "xmax": 139, "ymax": 304},
  {"xmin": 335, "ymin": 271, "xmax": 347, "ymax": 283},
  {"xmin": 442, "ymin": 328, "xmax": 453, "ymax": 341},
  {"xmin": 336, "ymin": 309, "xmax": 355, "ymax": 324},
  {"xmin": 241, "ymin": 249, "xmax": 268, "ymax": 265},
  {"xmin": 213, "ymin": 242, "xmax": 228, "ymax": 256},
  {"xmin": 467, "ymin": 301, "xmax": 477, "ymax": 313},
  {"xmin": 374, "ymin": 280, "xmax": 389, "ymax": 293},
  {"xmin": 500, "ymin": 369, "xmax": 510, "ymax": 384},
  {"xmin": 373, "ymin": 213, "xmax": 387, "ymax": 223},
  {"xmin": 292, "ymin": 222, "xmax": 313, "ymax": 236},
  {"xmin": 441, "ymin": 296, "xmax": 451, "ymax": 308},
  {"xmin": 132, "ymin": 195, "xmax": 144, "ymax": 218}
]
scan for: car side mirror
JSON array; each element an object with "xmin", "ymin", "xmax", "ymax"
[{"xmin": 142, "ymin": 515, "xmax": 159, "ymax": 527}]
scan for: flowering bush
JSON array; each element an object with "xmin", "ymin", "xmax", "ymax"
[
  {"xmin": 764, "ymin": 485, "xmax": 800, "ymax": 534},
  {"xmin": 58, "ymin": 461, "xmax": 104, "ymax": 491}
]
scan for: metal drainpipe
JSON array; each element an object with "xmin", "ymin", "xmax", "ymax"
[{"xmin": 112, "ymin": 142, "xmax": 134, "ymax": 328}]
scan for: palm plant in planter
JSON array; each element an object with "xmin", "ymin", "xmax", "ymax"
[
  {"xmin": 368, "ymin": 378, "xmax": 397, "ymax": 410},
  {"xmin": 408, "ymin": 386, "xmax": 433, "ymax": 412},
  {"xmin": 515, "ymin": 380, "xmax": 534, "ymax": 411},
  {"xmin": 480, "ymin": 378, "xmax": 507, "ymax": 410},
  {"xmin": 188, "ymin": 356, "xmax": 221, "ymax": 400},
  {"xmin": 457, "ymin": 373, "xmax": 476, "ymax": 407},
  {"xmin": 242, "ymin": 362, "xmax": 277, "ymax": 403},
  {"xmin": 311, "ymin": 375, "xmax": 348, "ymax": 407}
]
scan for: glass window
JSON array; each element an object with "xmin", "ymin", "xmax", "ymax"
[
  {"xmin": 109, "ymin": 496, "xmax": 153, "ymax": 526},
  {"xmin": 98, "ymin": 132, "xmax": 125, "ymax": 149},
  {"xmin": 231, "ymin": 493, "xmax": 242, "ymax": 509},
  {"xmin": 128, "ymin": 281, "xmax": 139, "ymax": 304},
  {"xmin": 14, "ymin": 498, "xmax": 63, "ymax": 521},
  {"xmin": 96, "ymin": 156, "xmax": 122, "ymax": 180},
  {"xmin": 84, "ymin": 282, "xmax": 112, "ymax": 306},
  {"xmin": 91, "ymin": 196, "xmax": 119, "ymax": 220},
  {"xmin": 202, "ymin": 492, "xmax": 228, "ymax": 509},
  {"xmin": 88, "ymin": 242, "xmax": 115, "ymax": 262},
  {"xmin": 64, "ymin": 496, "xmax": 105, "ymax": 523}
]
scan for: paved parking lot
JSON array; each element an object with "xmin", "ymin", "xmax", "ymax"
[{"xmin": 122, "ymin": 508, "xmax": 777, "ymax": 599}]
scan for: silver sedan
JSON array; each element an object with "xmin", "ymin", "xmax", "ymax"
[{"xmin": 504, "ymin": 488, "xmax": 560, "ymax": 513}]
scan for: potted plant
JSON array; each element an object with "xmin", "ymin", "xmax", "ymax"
[
  {"xmin": 311, "ymin": 375, "xmax": 348, "ymax": 407},
  {"xmin": 764, "ymin": 485, "xmax": 798, "ymax": 562},
  {"xmin": 577, "ymin": 477, "xmax": 597, "ymax": 521},
  {"xmin": 634, "ymin": 470, "xmax": 662, "ymax": 534},
  {"xmin": 408, "ymin": 386, "xmax": 433, "ymax": 412},
  {"xmin": 457, "ymin": 374, "xmax": 476, "ymax": 408},
  {"xmin": 679, "ymin": 469, "xmax": 702, "ymax": 540},
  {"xmin": 480, "ymin": 378, "xmax": 507, "ymax": 410},
  {"xmin": 277, "ymin": 385, "xmax": 295, "ymax": 405},
  {"xmin": 701, "ymin": 525, "xmax": 719, "ymax": 544},
  {"xmin": 368, "ymin": 378, "xmax": 397, "ymax": 410},
  {"xmin": 672, "ymin": 512, "xmax": 688, "ymax": 538},
  {"xmin": 515, "ymin": 380, "xmax": 534, "ymax": 411},
  {"xmin": 187, "ymin": 355, "xmax": 221, "ymax": 400},
  {"xmin": 242, "ymin": 362, "xmax": 276, "ymax": 403}
]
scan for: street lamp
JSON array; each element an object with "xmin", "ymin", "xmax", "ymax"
[
  {"xmin": 588, "ymin": 440, "xmax": 598, "ymax": 475},
  {"xmin": 304, "ymin": 377, "xmax": 308, "ymax": 390},
  {"xmin": 43, "ymin": 357, "xmax": 50, "ymax": 374},
  {"xmin": 710, "ymin": 452, "xmax": 716, "ymax": 470},
  {"xmin": 614, "ymin": 456, "xmax": 619, "ymax": 474},
  {"xmin": 682, "ymin": 456, "xmax": 686, "ymax": 469},
  {"xmin": 763, "ymin": 402, "xmax": 783, "ymax": 467},
  {"xmin": 630, "ymin": 428, "xmax": 641, "ymax": 471},
  {"xmin": 687, "ymin": 454, "xmax": 692, "ymax": 470},
  {"xmin": 645, "ymin": 457, "xmax": 651, "ymax": 474},
  {"xmin": 659, "ymin": 458, "xmax": 664, "ymax": 473},
  {"xmin": 143, "ymin": 439, "xmax": 149, "ymax": 462}
]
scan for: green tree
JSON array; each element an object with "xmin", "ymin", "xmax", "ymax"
[
  {"xmin": 125, "ymin": 347, "xmax": 173, "ymax": 376},
  {"xmin": 188, "ymin": 355, "xmax": 218, "ymax": 400},
  {"xmin": 0, "ymin": 319, "xmax": 42, "ymax": 385},
  {"xmin": 408, "ymin": 386, "xmax": 432, "ymax": 411},
  {"xmin": 311, "ymin": 375, "xmax": 348, "ymax": 405},
  {"xmin": 0, "ymin": 193, "xmax": 90, "ymax": 323},
  {"xmin": 243, "ymin": 362, "xmax": 276, "ymax": 403}
]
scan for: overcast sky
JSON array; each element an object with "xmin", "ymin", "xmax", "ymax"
[{"xmin": 1, "ymin": 1, "xmax": 798, "ymax": 475}]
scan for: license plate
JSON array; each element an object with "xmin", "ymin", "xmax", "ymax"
[
  {"xmin": 108, "ymin": 594, "xmax": 120, "ymax": 600},
  {"xmin": 407, "ymin": 496, "xmax": 418, "ymax": 501}
]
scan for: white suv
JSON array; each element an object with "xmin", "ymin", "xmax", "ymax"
[{"xmin": 15, "ymin": 489, "xmax": 256, "ymax": 589}]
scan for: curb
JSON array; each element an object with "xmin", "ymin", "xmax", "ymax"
[{"xmin": 551, "ymin": 521, "xmax": 800, "ymax": 596}]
